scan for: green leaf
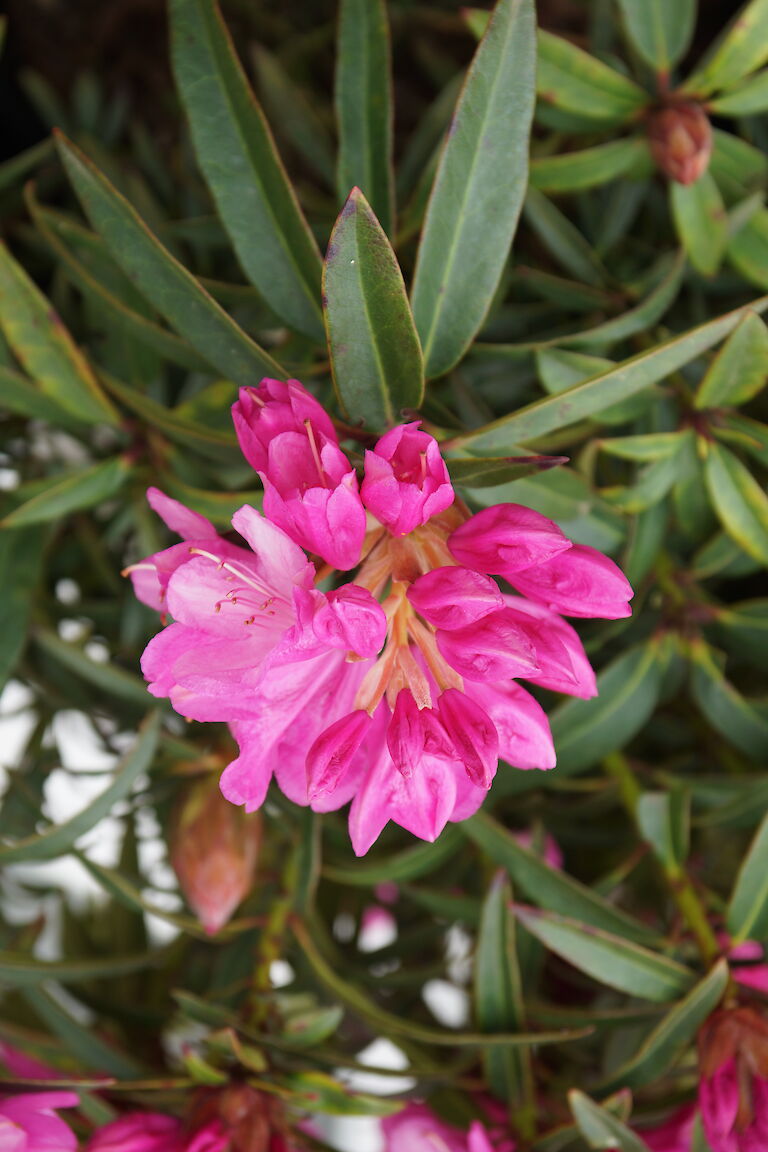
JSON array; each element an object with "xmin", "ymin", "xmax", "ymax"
[
  {"xmin": 710, "ymin": 68, "xmax": 768, "ymax": 115},
  {"xmin": 0, "ymin": 713, "xmax": 159, "ymax": 863},
  {"xmin": 24, "ymin": 986, "xmax": 142, "ymax": 1079},
  {"xmin": 569, "ymin": 1090, "xmax": 651, "ymax": 1152},
  {"xmin": 713, "ymin": 599, "xmax": 768, "ymax": 669},
  {"xmin": 514, "ymin": 907, "xmax": 696, "ymax": 1001},
  {"xmin": 549, "ymin": 644, "xmax": 665, "ymax": 775},
  {"xmin": 169, "ymin": 0, "xmax": 323, "ymax": 340},
  {"xmin": 33, "ymin": 629, "xmax": 151, "ymax": 709},
  {"xmin": 0, "ymin": 242, "xmax": 117, "ymax": 426},
  {"xmin": 690, "ymin": 639, "xmax": 768, "ymax": 759},
  {"xmin": 465, "ymin": 812, "xmax": 659, "ymax": 944},
  {"xmin": 323, "ymin": 188, "xmax": 423, "ymax": 430},
  {"xmin": 670, "ymin": 172, "xmax": 728, "ymax": 276},
  {"xmin": 523, "ymin": 187, "xmax": 609, "ymax": 287},
  {"xmin": 285, "ymin": 1071, "xmax": 401, "ymax": 1117},
  {"xmin": 456, "ymin": 293, "xmax": 768, "ymax": 451},
  {"xmin": 615, "ymin": 0, "xmax": 696, "ymax": 74},
  {"xmin": 598, "ymin": 961, "xmax": 729, "ymax": 1093},
  {"xmin": 1, "ymin": 457, "xmax": 129, "ymax": 529},
  {"xmin": 636, "ymin": 792, "xmax": 690, "ymax": 872},
  {"xmin": 159, "ymin": 474, "xmax": 262, "ymax": 527},
  {"xmin": 728, "ymin": 210, "xmax": 768, "ymax": 291},
  {"xmin": 55, "ymin": 134, "xmax": 284, "ymax": 385},
  {"xmin": 704, "ymin": 440, "xmax": 768, "ymax": 565},
  {"xmin": 0, "ymin": 366, "xmax": 83, "ymax": 426},
  {"xmin": 411, "ymin": 0, "xmax": 536, "ymax": 378},
  {"xmin": 100, "ymin": 373, "xmax": 238, "ymax": 459},
  {"xmin": 475, "ymin": 875, "xmax": 532, "ymax": 1111},
  {"xmin": 683, "ymin": 0, "xmax": 768, "ymax": 96},
  {"xmin": 530, "ymin": 137, "xmax": 651, "ymax": 194},
  {"xmin": 537, "ymin": 30, "xmax": 646, "ymax": 123},
  {"xmin": 253, "ymin": 46, "xmax": 335, "ymax": 188},
  {"xmin": 446, "ymin": 454, "xmax": 568, "ymax": 487},
  {"xmin": 601, "ymin": 452, "xmax": 683, "ymax": 514},
  {"xmin": 0, "ymin": 528, "xmax": 44, "ymax": 692},
  {"xmin": 0, "ymin": 951, "xmax": 162, "ymax": 988},
  {"xmin": 335, "ymin": 0, "xmax": 394, "ymax": 237},
  {"xmin": 280, "ymin": 1005, "xmax": 344, "ymax": 1049},
  {"xmin": 563, "ymin": 251, "xmax": 685, "ymax": 349},
  {"xmin": 696, "ymin": 311, "xmax": 768, "ymax": 408},
  {"xmin": 727, "ymin": 808, "xmax": 768, "ymax": 942},
  {"xmin": 322, "ymin": 825, "xmax": 463, "ymax": 886},
  {"xmin": 599, "ymin": 433, "xmax": 685, "ymax": 462}
]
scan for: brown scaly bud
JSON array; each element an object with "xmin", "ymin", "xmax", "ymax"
[
  {"xmin": 647, "ymin": 100, "xmax": 712, "ymax": 185},
  {"xmin": 699, "ymin": 1006, "xmax": 768, "ymax": 1151},
  {"xmin": 188, "ymin": 1084, "xmax": 288, "ymax": 1152},
  {"xmin": 171, "ymin": 774, "xmax": 261, "ymax": 936}
]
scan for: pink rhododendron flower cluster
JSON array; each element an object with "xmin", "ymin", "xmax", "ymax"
[
  {"xmin": 128, "ymin": 378, "xmax": 632, "ymax": 854},
  {"xmin": 0, "ymin": 1091, "xmax": 78, "ymax": 1151},
  {"xmin": 698, "ymin": 1007, "xmax": 768, "ymax": 1152},
  {"xmin": 381, "ymin": 1103, "xmax": 514, "ymax": 1152}
]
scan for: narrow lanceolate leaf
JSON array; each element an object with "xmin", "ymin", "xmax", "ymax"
[
  {"xmin": 169, "ymin": 0, "xmax": 324, "ymax": 340},
  {"xmin": 465, "ymin": 813, "xmax": 658, "ymax": 943},
  {"xmin": 1, "ymin": 457, "xmax": 130, "ymax": 529},
  {"xmin": 55, "ymin": 134, "xmax": 284, "ymax": 385},
  {"xmin": 335, "ymin": 0, "xmax": 394, "ymax": 236},
  {"xmin": 523, "ymin": 187, "xmax": 609, "ymax": 287},
  {"xmin": 0, "ymin": 242, "xmax": 117, "ymax": 426},
  {"xmin": 411, "ymin": 0, "xmax": 536, "ymax": 378},
  {"xmin": 475, "ymin": 875, "xmax": 532, "ymax": 1110},
  {"xmin": 690, "ymin": 640, "xmax": 768, "ymax": 759},
  {"xmin": 0, "ymin": 951, "xmax": 162, "ymax": 988},
  {"xmin": 529, "ymin": 138, "xmax": 651, "ymax": 195},
  {"xmin": 26, "ymin": 987, "xmax": 143, "ymax": 1079},
  {"xmin": 100, "ymin": 373, "xmax": 237, "ymax": 459},
  {"xmin": 569, "ymin": 1091, "xmax": 651, "ymax": 1152},
  {"xmin": 728, "ymin": 210, "xmax": 768, "ymax": 292},
  {"xmin": 253, "ymin": 47, "xmax": 335, "ymax": 189},
  {"xmin": 710, "ymin": 68, "xmax": 768, "ymax": 115},
  {"xmin": 445, "ymin": 454, "xmax": 568, "ymax": 488},
  {"xmin": 670, "ymin": 172, "xmax": 727, "ymax": 277},
  {"xmin": 615, "ymin": 0, "xmax": 696, "ymax": 74},
  {"xmin": 537, "ymin": 31, "xmax": 647, "ymax": 123},
  {"xmin": 455, "ymin": 294, "xmax": 768, "ymax": 451},
  {"xmin": 550, "ymin": 644, "xmax": 666, "ymax": 775},
  {"xmin": 513, "ymin": 906, "xmax": 696, "ymax": 1002},
  {"xmin": 599, "ymin": 961, "xmax": 730, "ymax": 1093},
  {"xmin": 636, "ymin": 791, "xmax": 689, "ymax": 872},
  {"xmin": 323, "ymin": 188, "xmax": 423, "ymax": 430},
  {"xmin": 695, "ymin": 311, "xmax": 768, "ymax": 409},
  {"xmin": 33, "ymin": 629, "xmax": 151, "ymax": 708},
  {"xmin": 0, "ymin": 529, "xmax": 44, "ymax": 693},
  {"xmin": 727, "ymin": 809, "xmax": 768, "ymax": 943},
  {"xmin": 684, "ymin": 0, "xmax": 768, "ymax": 96},
  {"xmin": 704, "ymin": 441, "xmax": 768, "ymax": 565}
]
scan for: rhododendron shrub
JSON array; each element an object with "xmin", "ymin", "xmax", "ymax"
[{"xmin": 0, "ymin": 0, "xmax": 767, "ymax": 1148}]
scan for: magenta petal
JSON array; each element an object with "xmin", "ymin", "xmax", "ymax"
[
  {"xmin": 386, "ymin": 690, "xmax": 427, "ymax": 778},
  {"xmin": 233, "ymin": 378, "xmax": 337, "ymax": 472},
  {"xmin": 407, "ymin": 566, "xmax": 503, "ymax": 630},
  {"xmin": 231, "ymin": 505, "xmax": 315, "ymax": 594},
  {"xmin": 85, "ymin": 1112, "xmax": 186, "ymax": 1152},
  {"xmin": 639, "ymin": 1105, "xmax": 696, "ymax": 1152},
  {"xmin": 509, "ymin": 544, "xmax": 634, "ymax": 619},
  {"xmin": 437, "ymin": 608, "xmax": 539, "ymax": 681},
  {"xmin": 503, "ymin": 596, "xmax": 597, "ymax": 698},
  {"xmin": 146, "ymin": 487, "xmax": 217, "ymax": 540},
  {"xmin": 448, "ymin": 503, "xmax": 572, "ymax": 575},
  {"xmin": 361, "ymin": 423, "xmax": 454, "ymax": 536},
  {"xmin": 466, "ymin": 681, "xmax": 556, "ymax": 771},
  {"xmin": 307, "ymin": 710, "xmax": 373, "ymax": 800},
  {"xmin": 438, "ymin": 688, "xmax": 498, "ymax": 788},
  {"xmin": 0, "ymin": 1093, "xmax": 78, "ymax": 1152}
]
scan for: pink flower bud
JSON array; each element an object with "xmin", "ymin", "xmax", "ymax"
[
  {"xmin": 509, "ymin": 544, "xmax": 634, "ymax": 619},
  {"xmin": 261, "ymin": 430, "xmax": 366, "ymax": 570},
  {"xmin": 436, "ymin": 608, "xmax": 539, "ymax": 682},
  {"xmin": 648, "ymin": 101, "xmax": 712, "ymax": 186},
  {"xmin": 86, "ymin": 1113, "xmax": 187, "ymax": 1152},
  {"xmin": 386, "ymin": 689, "xmax": 453, "ymax": 778},
  {"xmin": 502, "ymin": 596, "xmax": 597, "ymax": 699},
  {"xmin": 232, "ymin": 379, "xmax": 337, "ymax": 473},
  {"xmin": 407, "ymin": 566, "xmax": 503, "ymax": 630},
  {"xmin": 361, "ymin": 423, "xmax": 454, "ymax": 536},
  {"xmin": 438, "ymin": 688, "xmax": 498, "ymax": 788},
  {"xmin": 699, "ymin": 1007, "xmax": 768, "ymax": 1152},
  {"xmin": 0, "ymin": 1092, "xmax": 78, "ymax": 1152},
  {"xmin": 448, "ymin": 504, "xmax": 571, "ymax": 576},
  {"xmin": 307, "ymin": 710, "xmax": 373, "ymax": 800},
  {"xmin": 289, "ymin": 585, "xmax": 386, "ymax": 661},
  {"xmin": 171, "ymin": 775, "xmax": 261, "ymax": 935}
]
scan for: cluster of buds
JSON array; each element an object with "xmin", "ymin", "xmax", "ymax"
[{"xmin": 128, "ymin": 378, "xmax": 632, "ymax": 854}]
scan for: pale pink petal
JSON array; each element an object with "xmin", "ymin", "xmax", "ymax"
[
  {"xmin": 448, "ymin": 503, "xmax": 571, "ymax": 575},
  {"xmin": 166, "ymin": 556, "xmax": 293, "ymax": 638},
  {"xmin": 509, "ymin": 544, "xmax": 633, "ymax": 619},
  {"xmin": 147, "ymin": 487, "xmax": 217, "ymax": 540},
  {"xmin": 231, "ymin": 504, "xmax": 315, "ymax": 595},
  {"xmin": 407, "ymin": 566, "xmax": 503, "ymax": 631},
  {"xmin": 381, "ymin": 1104, "xmax": 465, "ymax": 1152}
]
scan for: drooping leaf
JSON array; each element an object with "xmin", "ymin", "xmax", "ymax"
[
  {"xmin": 323, "ymin": 188, "xmax": 423, "ymax": 430},
  {"xmin": 514, "ymin": 907, "xmax": 696, "ymax": 1001},
  {"xmin": 335, "ymin": 0, "xmax": 394, "ymax": 236},
  {"xmin": 55, "ymin": 134, "xmax": 284, "ymax": 384},
  {"xmin": 727, "ymin": 808, "xmax": 768, "ymax": 943},
  {"xmin": 704, "ymin": 441, "xmax": 768, "ymax": 565},
  {"xmin": 0, "ymin": 241, "xmax": 117, "ymax": 426},
  {"xmin": 695, "ymin": 311, "xmax": 768, "ymax": 409},
  {"xmin": 169, "ymin": 0, "xmax": 324, "ymax": 340},
  {"xmin": 445, "ymin": 454, "xmax": 568, "ymax": 487},
  {"xmin": 615, "ymin": 0, "xmax": 696, "ymax": 74},
  {"xmin": 411, "ymin": 0, "xmax": 536, "ymax": 378}
]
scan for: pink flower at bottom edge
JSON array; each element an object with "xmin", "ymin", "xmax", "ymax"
[
  {"xmin": 636, "ymin": 1104, "xmax": 696, "ymax": 1152},
  {"xmin": 0, "ymin": 1092, "xmax": 78, "ymax": 1152},
  {"xmin": 380, "ymin": 1104, "xmax": 512, "ymax": 1152}
]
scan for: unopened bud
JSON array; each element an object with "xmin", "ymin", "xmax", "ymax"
[
  {"xmin": 699, "ymin": 1006, "xmax": 768, "ymax": 1151},
  {"xmin": 648, "ymin": 100, "xmax": 712, "ymax": 186},
  {"xmin": 171, "ymin": 775, "xmax": 261, "ymax": 935}
]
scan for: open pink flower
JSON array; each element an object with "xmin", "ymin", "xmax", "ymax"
[
  {"xmin": 0, "ymin": 1091, "xmax": 78, "ymax": 1151},
  {"xmin": 381, "ymin": 1104, "xmax": 513, "ymax": 1152},
  {"xmin": 132, "ymin": 379, "xmax": 633, "ymax": 854}
]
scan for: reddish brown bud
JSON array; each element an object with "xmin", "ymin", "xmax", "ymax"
[
  {"xmin": 647, "ymin": 100, "xmax": 712, "ymax": 185},
  {"xmin": 171, "ymin": 775, "xmax": 261, "ymax": 935},
  {"xmin": 699, "ymin": 1007, "xmax": 768, "ymax": 1150}
]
